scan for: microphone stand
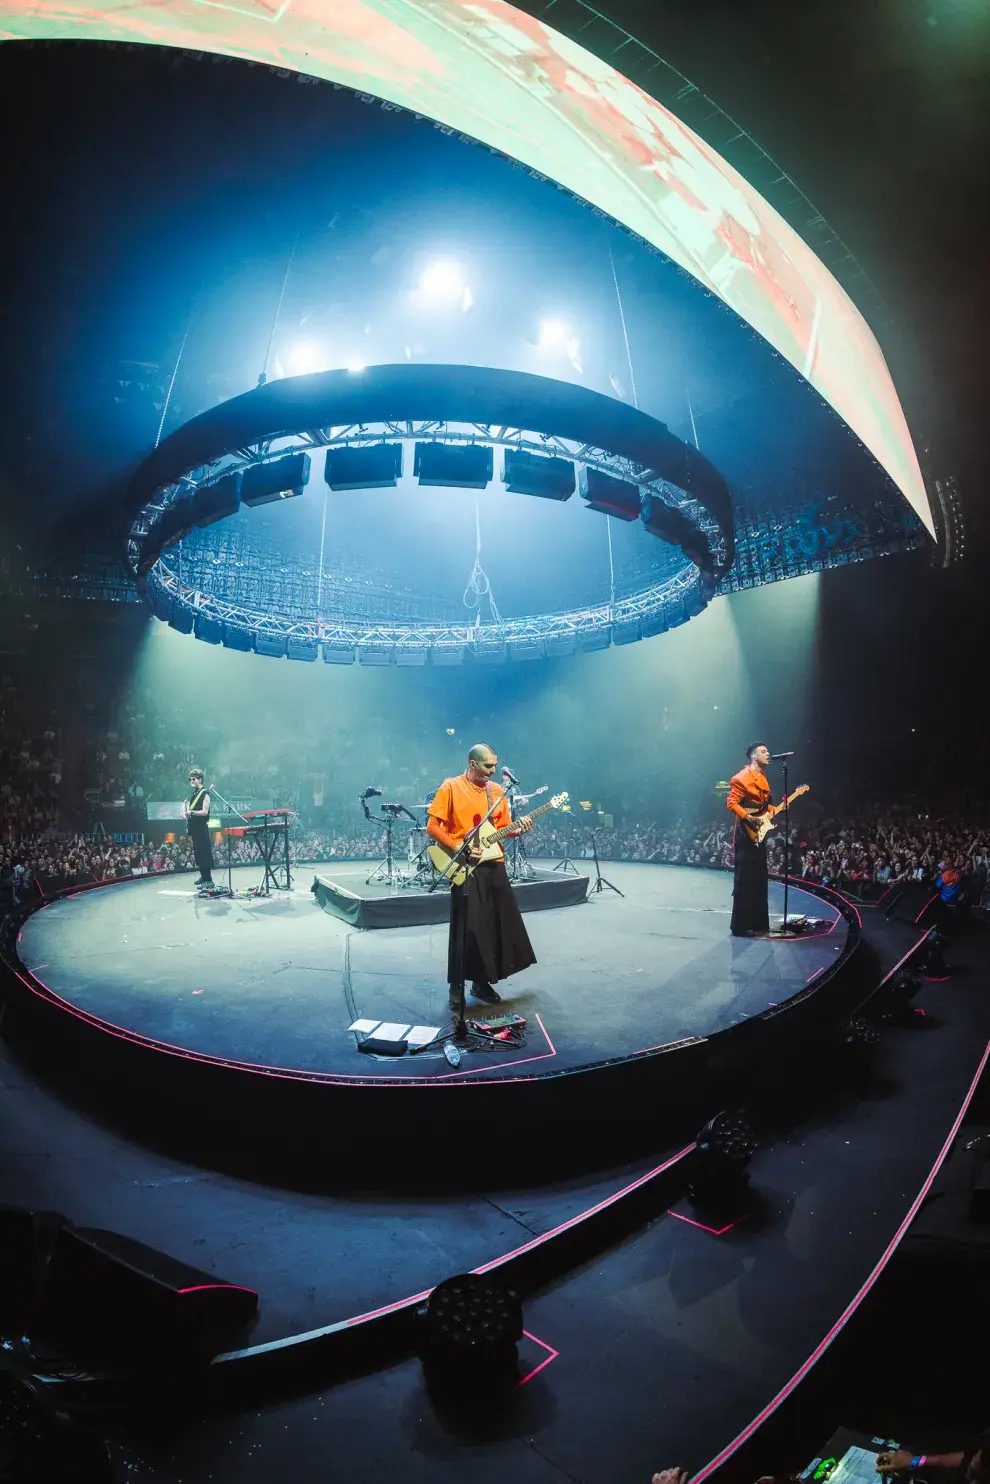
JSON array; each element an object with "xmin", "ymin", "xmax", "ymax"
[
  {"xmin": 416, "ymin": 780, "xmax": 516, "ymax": 1055},
  {"xmin": 589, "ymin": 828, "xmax": 623, "ymax": 897},
  {"xmin": 205, "ymin": 783, "xmax": 250, "ymax": 898},
  {"xmin": 781, "ymin": 758, "xmax": 790, "ymax": 931}
]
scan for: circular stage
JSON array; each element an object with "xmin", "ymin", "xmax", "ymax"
[{"xmin": 8, "ymin": 863, "xmax": 863, "ymax": 1188}]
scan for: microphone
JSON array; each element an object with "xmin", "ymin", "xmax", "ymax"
[
  {"xmin": 361, "ymin": 787, "xmax": 383, "ymax": 799},
  {"xmin": 500, "ymin": 767, "xmax": 520, "ymax": 786},
  {"xmin": 770, "ymin": 752, "xmax": 795, "ymax": 761}
]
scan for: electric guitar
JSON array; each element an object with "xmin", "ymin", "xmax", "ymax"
[
  {"xmin": 428, "ymin": 793, "xmax": 569, "ymax": 886},
  {"xmin": 742, "ymin": 784, "xmax": 810, "ymax": 844}
]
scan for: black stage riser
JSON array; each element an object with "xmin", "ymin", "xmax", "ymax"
[
  {"xmin": 312, "ymin": 869, "xmax": 589, "ymax": 927},
  {"xmin": 2, "ymin": 887, "xmax": 875, "ymax": 1194}
]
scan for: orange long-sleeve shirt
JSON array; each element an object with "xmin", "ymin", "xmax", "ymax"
[{"xmin": 726, "ymin": 765, "xmax": 773, "ymax": 824}]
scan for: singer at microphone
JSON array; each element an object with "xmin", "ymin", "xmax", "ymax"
[
  {"xmin": 183, "ymin": 765, "xmax": 215, "ymax": 893},
  {"xmin": 725, "ymin": 741, "xmax": 774, "ymax": 936}
]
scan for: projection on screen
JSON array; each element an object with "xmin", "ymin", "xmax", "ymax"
[{"xmin": 0, "ymin": 0, "xmax": 932, "ymax": 535}]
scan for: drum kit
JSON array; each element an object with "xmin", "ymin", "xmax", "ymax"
[{"xmin": 366, "ymin": 788, "xmax": 548, "ymax": 889}]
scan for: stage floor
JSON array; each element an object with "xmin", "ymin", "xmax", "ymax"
[{"xmin": 17, "ymin": 862, "xmax": 849, "ymax": 1083}]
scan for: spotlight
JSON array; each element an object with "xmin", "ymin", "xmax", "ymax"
[
  {"xmin": 688, "ymin": 1109, "xmax": 756, "ymax": 1218},
  {"xmin": 538, "ymin": 317, "xmax": 570, "ymax": 348},
  {"xmin": 876, "ymin": 961, "xmax": 930, "ymax": 1024},
  {"xmin": 418, "ymin": 260, "xmax": 467, "ymax": 303},
  {"xmin": 694, "ymin": 1109, "xmax": 757, "ymax": 1175},
  {"xmin": 843, "ymin": 1016, "xmax": 881, "ymax": 1050},
  {"xmin": 286, "ymin": 340, "xmax": 326, "ymax": 375},
  {"xmin": 418, "ymin": 1274, "xmax": 523, "ymax": 1394}
]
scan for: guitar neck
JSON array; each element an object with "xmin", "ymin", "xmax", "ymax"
[{"xmin": 490, "ymin": 797, "xmax": 556, "ymax": 845}]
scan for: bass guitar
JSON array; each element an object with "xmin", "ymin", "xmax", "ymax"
[
  {"xmin": 742, "ymin": 783, "xmax": 810, "ymax": 844},
  {"xmin": 428, "ymin": 792, "xmax": 569, "ymax": 886}
]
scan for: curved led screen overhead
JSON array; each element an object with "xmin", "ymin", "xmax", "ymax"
[{"xmin": 0, "ymin": 0, "xmax": 933, "ymax": 534}]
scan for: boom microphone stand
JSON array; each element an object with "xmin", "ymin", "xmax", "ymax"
[{"xmin": 204, "ymin": 783, "xmax": 249, "ymax": 898}]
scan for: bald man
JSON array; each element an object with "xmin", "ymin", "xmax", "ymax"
[{"xmin": 427, "ymin": 743, "xmax": 536, "ymax": 1012}]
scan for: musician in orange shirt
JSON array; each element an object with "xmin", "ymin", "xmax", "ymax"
[
  {"xmin": 726, "ymin": 742, "xmax": 775, "ymax": 936},
  {"xmin": 427, "ymin": 743, "xmax": 536, "ymax": 1012}
]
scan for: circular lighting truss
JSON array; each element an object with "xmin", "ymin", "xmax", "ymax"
[{"xmin": 126, "ymin": 364, "xmax": 733, "ymax": 663}]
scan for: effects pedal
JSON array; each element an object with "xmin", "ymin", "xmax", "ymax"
[{"xmin": 472, "ymin": 1012, "xmax": 527, "ymax": 1035}]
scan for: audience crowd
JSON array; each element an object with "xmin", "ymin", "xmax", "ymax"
[{"xmin": 3, "ymin": 667, "xmax": 989, "ymax": 906}]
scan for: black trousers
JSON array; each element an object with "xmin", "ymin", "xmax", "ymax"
[
  {"xmin": 448, "ymin": 859, "xmax": 536, "ymax": 988},
  {"xmin": 731, "ymin": 826, "xmax": 769, "ymax": 935},
  {"xmin": 189, "ymin": 824, "xmax": 214, "ymax": 883}
]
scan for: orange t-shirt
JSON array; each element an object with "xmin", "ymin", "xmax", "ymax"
[
  {"xmin": 428, "ymin": 775, "xmax": 511, "ymax": 857},
  {"xmin": 726, "ymin": 765, "xmax": 772, "ymax": 822}
]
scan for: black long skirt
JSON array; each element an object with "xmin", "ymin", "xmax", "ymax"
[
  {"xmin": 448, "ymin": 859, "xmax": 537, "ymax": 987},
  {"xmin": 189, "ymin": 822, "xmax": 214, "ymax": 882},
  {"xmin": 730, "ymin": 826, "xmax": 769, "ymax": 935}
]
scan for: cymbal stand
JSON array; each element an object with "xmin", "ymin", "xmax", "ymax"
[{"xmin": 367, "ymin": 803, "xmax": 420, "ymax": 888}]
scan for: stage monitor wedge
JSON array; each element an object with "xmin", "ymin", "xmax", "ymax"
[
  {"xmin": 579, "ymin": 467, "xmax": 641, "ymax": 521},
  {"xmin": 325, "ymin": 443, "xmax": 402, "ymax": 491},
  {"xmin": 502, "ymin": 448, "xmax": 575, "ymax": 501},
  {"xmin": 242, "ymin": 452, "xmax": 310, "ymax": 508},
  {"xmin": 414, "ymin": 442, "xmax": 493, "ymax": 490}
]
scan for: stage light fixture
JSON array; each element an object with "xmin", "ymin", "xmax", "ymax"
[
  {"xmin": 414, "ymin": 441, "xmax": 492, "ymax": 489},
  {"xmin": 322, "ymin": 643, "xmax": 356, "ymax": 666},
  {"xmin": 167, "ymin": 605, "xmax": 194, "ymax": 636},
  {"xmin": 502, "ymin": 448, "xmax": 575, "ymax": 501},
  {"xmin": 431, "ymin": 648, "xmax": 465, "ymax": 666},
  {"xmin": 192, "ymin": 472, "xmax": 241, "ymax": 528},
  {"xmin": 193, "ymin": 613, "xmax": 223, "ymax": 645},
  {"xmin": 418, "ymin": 1274, "xmax": 523, "ymax": 1392},
  {"xmin": 418, "ymin": 260, "xmax": 467, "ymax": 302},
  {"xmin": 222, "ymin": 625, "xmax": 253, "ymax": 653},
  {"xmin": 843, "ymin": 1016, "xmax": 881, "ymax": 1050},
  {"xmin": 254, "ymin": 633, "xmax": 288, "ymax": 658},
  {"xmin": 688, "ymin": 1108, "xmax": 757, "ymax": 1216},
  {"xmin": 394, "ymin": 647, "xmax": 428, "ymax": 666},
  {"xmin": 642, "ymin": 493, "xmax": 715, "ymax": 572},
  {"xmin": 694, "ymin": 1109, "xmax": 757, "ymax": 1175},
  {"xmin": 241, "ymin": 452, "xmax": 311, "ymax": 508},
  {"xmin": 324, "ymin": 444, "xmax": 402, "ymax": 491},
  {"xmin": 538, "ymin": 317, "xmax": 570, "ymax": 348},
  {"xmin": 286, "ymin": 637, "xmax": 319, "ymax": 662},
  {"xmin": 579, "ymin": 467, "xmax": 641, "ymax": 521}
]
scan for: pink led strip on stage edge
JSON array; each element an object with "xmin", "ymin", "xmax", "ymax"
[{"xmin": 0, "ymin": 0, "xmax": 930, "ymax": 534}]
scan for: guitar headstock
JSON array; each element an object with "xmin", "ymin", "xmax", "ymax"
[
  {"xmin": 550, "ymin": 792, "xmax": 568, "ymax": 809},
  {"xmin": 793, "ymin": 784, "xmax": 810, "ymax": 799}
]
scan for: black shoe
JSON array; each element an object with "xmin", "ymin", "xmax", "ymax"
[{"xmin": 471, "ymin": 981, "xmax": 501, "ymax": 1004}]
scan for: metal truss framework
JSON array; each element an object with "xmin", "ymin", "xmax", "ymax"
[{"xmin": 125, "ymin": 364, "xmax": 737, "ymax": 658}]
